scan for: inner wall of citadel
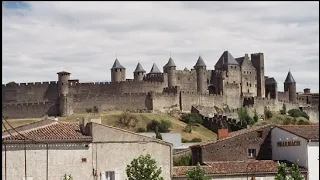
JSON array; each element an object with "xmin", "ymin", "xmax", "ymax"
[{"xmin": 2, "ymin": 51, "xmax": 319, "ymax": 123}]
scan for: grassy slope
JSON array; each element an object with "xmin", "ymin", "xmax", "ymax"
[
  {"xmin": 2, "ymin": 111, "xmax": 217, "ymax": 141},
  {"xmin": 255, "ymin": 113, "xmax": 310, "ymax": 126}
]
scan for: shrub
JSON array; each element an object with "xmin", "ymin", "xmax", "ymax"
[
  {"xmin": 181, "ymin": 113, "xmax": 203, "ymax": 124},
  {"xmin": 238, "ymin": 107, "xmax": 255, "ymax": 126},
  {"xmin": 118, "ymin": 112, "xmax": 139, "ymax": 127},
  {"xmin": 173, "ymin": 154, "xmax": 192, "ymax": 166},
  {"xmin": 288, "ymin": 109, "xmax": 309, "ymax": 120},
  {"xmin": 280, "ymin": 104, "xmax": 287, "ymax": 115},
  {"xmin": 297, "ymin": 119, "xmax": 310, "ymax": 125},
  {"xmin": 146, "ymin": 120, "xmax": 172, "ymax": 133},
  {"xmin": 264, "ymin": 106, "xmax": 273, "ymax": 119},
  {"xmin": 253, "ymin": 109, "xmax": 259, "ymax": 123},
  {"xmin": 136, "ymin": 127, "xmax": 146, "ymax": 133},
  {"xmin": 186, "ymin": 162, "xmax": 209, "ymax": 180},
  {"xmin": 182, "ymin": 124, "xmax": 193, "ymax": 133}
]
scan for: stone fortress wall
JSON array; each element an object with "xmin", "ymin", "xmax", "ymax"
[{"xmin": 2, "ymin": 51, "xmax": 319, "ymax": 123}]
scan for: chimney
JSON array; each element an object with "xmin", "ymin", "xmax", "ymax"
[
  {"xmin": 303, "ymin": 88, "xmax": 310, "ymax": 94},
  {"xmin": 217, "ymin": 128, "xmax": 229, "ymax": 139},
  {"xmin": 79, "ymin": 118, "xmax": 92, "ymax": 135}
]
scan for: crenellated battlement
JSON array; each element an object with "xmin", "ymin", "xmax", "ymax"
[
  {"xmin": 3, "ymin": 81, "xmax": 58, "ymax": 87},
  {"xmin": 3, "ymin": 101, "xmax": 54, "ymax": 107},
  {"xmin": 180, "ymin": 91, "xmax": 222, "ymax": 97},
  {"xmin": 69, "ymin": 80, "xmax": 165, "ymax": 87},
  {"xmin": 163, "ymin": 86, "xmax": 180, "ymax": 94}
]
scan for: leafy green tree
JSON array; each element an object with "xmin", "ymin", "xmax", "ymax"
[
  {"xmin": 146, "ymin": 120, "xmax": 172, "ymax": 133},
  {"xmin": 186, "ymin": 162, "xmax": 209, "ymax": 180},
  {"xmin": 275, "ymin": 162, "xmax": 288, "ymax": 180},
  {"xmin": 290, "ymin": 161, "xmax": 304, "ymax": 180},
  {"xmin": 173, "ymin": 154, "xmax": 191, "ymax": 166},
  {"xmin": 264, "ymin": 106, "xmax": 273, "ymax": 119},
  {"xmin": 280, "ymin": 104, "xmax": 287, "ymax": 115},
  {"xmin": 181, "ymin": 113, "xmax": 203, "ymax": 124},
  {"xmin": 288, "ymin": 109, "xmax": 309, "ymax": 120},
  {"xmin": 126, "ymin": 154, "xmax": 164, "ymax": 180},
  {"xmin": 253, "ymin": 109, "xmax": 259, "ymax": 123},
  {"xmin": 238, "ymin": 107, "xmax": 254, "ymax": 126}
]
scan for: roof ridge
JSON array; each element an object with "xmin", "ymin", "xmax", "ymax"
[{"xmin": 194, "ymin": 124, "xmax": 272, "ymax": 147}]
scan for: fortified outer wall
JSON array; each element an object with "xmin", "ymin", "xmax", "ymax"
[
  {"xmin": 175, "ymin": 70, "xmax": 197, "ymax": 92},
  {"xmin": 202, "ymin": 115, "xmax": 244, "ymax": 134},
  {"xmin": 2, "ymin": 82, "xmax": 59, "ymax": 103},
  {"xmin": 69, "ymin": 80, "xmax": 165, "ymax": 95},
  {"xmin": 151, "ymin": 92, "xmax": 180, "ymax": 113},
  {"xmin": 179, "ymin": 91, "xmax": 223, "ymax": 112},
  {"xmin": 72, "ymin": 93, "xmax": 151, "ymax": 113},
  {"xmin": 2, "ymin": 102, "xmax": 57, "ymax": 119}
]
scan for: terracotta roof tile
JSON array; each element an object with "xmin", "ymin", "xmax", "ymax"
[
  {"xmin": 192, "ymin": 124, "xmax": 272, "ymax": 147},
  {"xmin": 173, "ymin": 160, "xmax": 307, "ymax": 177},
  {"xmin": 2, "ymin": 122, "xmax": 92, "ymax": 142},
  {"xmin": 277, "ymin": 125, "xmax": 319, "ymax": 140}
]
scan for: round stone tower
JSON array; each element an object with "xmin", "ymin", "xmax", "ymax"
[
  {"xmin": 194, "ymin": 56, "xmax": 207, "ymax": 94},
  {"xmin": 284, "ymin": 71, "xmax": 297, "ymax": 103},
  {"xmin": 164, "ymin": 57, "xmax": 177, "ymax": 87},
  {"xmin": 57, "ymin": 71, "xmax": 70, "ymax": 117},
  {"xmin": 133, "ymin": 63, "xmax": 146, "ymax": 81},
  {"xmin": 111, "ymin": 58, "xmax": 126, "ymax": 82}
]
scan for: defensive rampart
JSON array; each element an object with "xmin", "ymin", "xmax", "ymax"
[{"xmin": 2, "ymin": 102, "xmax": 57, "ymax": 119}]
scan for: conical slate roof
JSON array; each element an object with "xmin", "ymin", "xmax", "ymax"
[
  {"xmin": 149, "ymin": 63, "xmax": 162, "ymax": 73},
  {"xmin": 111, "ymin": 59, "xmax": 125, "ymax": 69},
  {"xmin": 134, "ymin": 63, "xmax": 146, "ymax": 73},
  {"xmin": 265, "ymin": 77, "xmax": 277, "ymax": 85},
  {"xmin": 194, "ymin": 56, "xmax": 206, "ymax": 68},
  {"xmin": 215, "ymin": 51, "xmax": 239, "ymax": 67},
  {"xmin": 284, "ymin": 71, "xmax": 296, "ymax": 83},
  {"xmin": 164, "ymin": 57, "xmax": 176, "ymax": 67}
]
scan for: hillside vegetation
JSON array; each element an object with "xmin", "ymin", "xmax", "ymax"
[{"xmin": 2, "ymin": 111, "xmax": 216, "ymax": 142}]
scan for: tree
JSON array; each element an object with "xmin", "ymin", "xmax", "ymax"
[
  {"xmin": 253, "ymin": 109, "xmax": 259, "ymax": 123},
  {"xmin": 290, "ymin": 161, "xmax": 304, "ymax": 180},
  {"xmin": 280, "ymin": 104, "xmax": 287, "ymax": 115},
  {"xmin": 155, "ymin": 126, "xmax": 163, "ymax": 140},
  {"xmin": 180, "ymin": 113, "xmax": 203, "ymax": 125},
  {"xmin": 237, "ymin": 107, "xmax": 254, "ymax": 126},
  {"xmin": 173, "ymin": 154, "xmax": 191, "ymax": 166},
  {"xmin": 186, "ymin": 162, "xmax": 209, "ymax": 180},
  {"xmin": 264, "ymin": 106, "xmax": 273, "ymax": 119},
  {"xmin": 93, "ymin": 106, "xmax": 99, "ymax": 117},
  {"xmin": 85, "ymin": 108, "xmax": 92, "ymax": 114},
  {"xmin": 288, "ymin": 109, "xmax": 309, "ymax": 120},
  {"xmin": 275, "ymin": 162, "xmax": 288, "ymax": 180},
  {"xmin": 118, "ymin": 112, "xmax": 139, "ymax": 127},
  {"xmin": 146, "ymin": 120, "xmax": 172, "ymax": 133},
  {"xmin": 126, "ymin": 154, "xmax": 164, "ymax": 180}
]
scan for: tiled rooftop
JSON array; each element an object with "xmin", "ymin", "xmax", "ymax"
[
  {"xmin": 277, "ymin": 125, "xmax": 319, "ymax": 140},
  {"xmin": 2, "ymin": 121, "xmax": 92, "ymax": 142},
  {"xmin": 173, "ymin": 160, "xmax": 307, "ymax": 177},
  {"xmin": 192, "ymin": 124, "xmax": 272, "ymax": 147}
]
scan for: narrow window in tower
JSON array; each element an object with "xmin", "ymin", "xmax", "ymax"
[{"xmin": 247, "ymin": 82, "xmax": 249, "ymax": 86}]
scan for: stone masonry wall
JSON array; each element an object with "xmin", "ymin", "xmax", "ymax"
[
  {"xmin": 179, "ymin": 91, "xmax": 221, "ymax": 112},
  {"xmin": 2, "ymin": 102, "xmax": 58, "ymax": 119},
  {"xmin": 2, "ymin": 81, "xmax": 59, "ymax": 103},
  {"xmin": 72, "ymin": 93, "xmax": 150, "ymax": 113}
]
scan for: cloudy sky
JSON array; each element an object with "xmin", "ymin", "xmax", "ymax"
[{"xmin": 2, "ymin": 1, "xmax": 319, "ymax": 92}]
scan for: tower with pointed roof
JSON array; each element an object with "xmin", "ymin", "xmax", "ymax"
[
  {"xmin": 251, "ymin": 53, "xmax": 266, "ymax": 98},
  {"xmin": 57, "ymin": 71, "xmax": 71, "ymax": 116},
  {"xmin": 194, "ymin": 56, "xmax": 207, "ymax": 93},
  {"xmin": 111, "ymin": 58, "xmax": 126, "ymax": 82},
  {"xmin": 149, "ymin": 63, "xmax": 162, "ymax": 74},
  {"xmin": 284, "ymin": 71, "xmax": 297, "ymax": 103},
  {"xmin": 163, "ymin": 57, "xmax": 177, "ymax": 87},
  {"xmin": 133, "ymin": 63, "xmax": 146, "ymax": 81}
]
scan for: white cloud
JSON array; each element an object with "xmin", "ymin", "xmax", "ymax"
[{"xmin": 2, "ymin": 1, "xmax": 319, "ymax": 92}]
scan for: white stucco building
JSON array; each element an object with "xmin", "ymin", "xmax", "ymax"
[
  {"xmin": 2, "ymin": 118, "xmax": 172, "ymax": 180},
  {"xmin": 271, "ymin": 125, "xmax": 319, "ymax": 180}
]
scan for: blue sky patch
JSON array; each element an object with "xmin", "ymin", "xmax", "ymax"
[{"xmin": 2, "ymin": 1, "xmax": 30, "ymax": 9}]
